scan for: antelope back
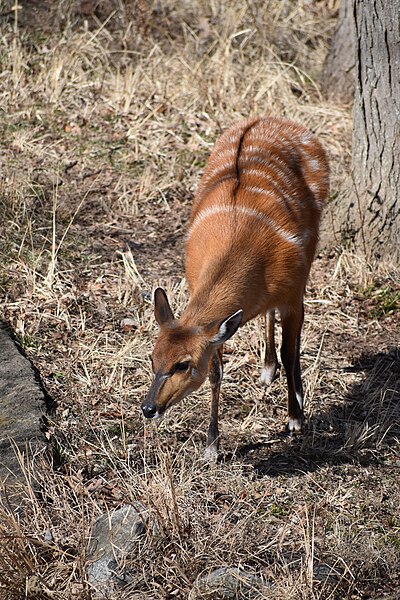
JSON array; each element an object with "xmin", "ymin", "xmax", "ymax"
[{"xmin": 185, "ymin": 116, "xmax": 329, "ymax": 319}]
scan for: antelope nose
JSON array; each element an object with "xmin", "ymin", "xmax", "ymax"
[{"xmin": 141, "ymin": 402, "xmax": 157, "ymax": 419}]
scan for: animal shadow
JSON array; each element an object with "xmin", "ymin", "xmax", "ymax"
[{"xmin": 229, "ymin": 347, "xmax": 400, "ymax": 477}]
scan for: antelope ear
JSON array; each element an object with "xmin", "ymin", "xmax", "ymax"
[
  {"xmin": 210, "ymin": 310, "xmax": 243, "ymax": 345},
  {"xmin": 154, "ymin": 287, "xmax": 174, "ymax": 325}
]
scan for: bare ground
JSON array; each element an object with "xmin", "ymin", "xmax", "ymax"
[{"xmin": 0, "ymin": 1, "xmax": 399, "ymax": 598}]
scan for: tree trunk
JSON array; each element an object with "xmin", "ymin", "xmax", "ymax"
[
  {"xmin": 321, "ymin": 0, "xmax": 355, "ymax": 102},
  {"xmin": 351, "ymin": 0, "xmax": 400, "ymax": 261}
]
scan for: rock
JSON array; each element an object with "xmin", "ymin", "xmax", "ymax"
[
  {"xmin": 188, "ymin": 567, "xmax": 269, "ymax": 600},
  {"xmin": 87, "ymin": 502, "xmax": 156, "ymax": 598},
  {"xmin": 313, "ymin": 562, "xmax": 340, "ymax": 584},
  {"xmin": 120, "ymin": 317, "xmax": 136, "ymax": 332},
  {"xmin": 0, "ymin": 328, "xmax": 49, "ymax": 484}
]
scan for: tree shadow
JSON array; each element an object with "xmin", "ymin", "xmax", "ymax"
[
  {"xmin": 227, "ymin": 347, "xmax": 400, "ymax": 477},
  {"xmin": 2, "ymin": 0, "xmax": 129, "ymax": 34}
]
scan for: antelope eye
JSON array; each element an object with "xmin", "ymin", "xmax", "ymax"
[{"xmin": 174, "ymin": 361, "xmax": 190, "ymax": 372}]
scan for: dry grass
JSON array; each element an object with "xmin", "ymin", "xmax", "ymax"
[{"xmin": 0, "ymin": 1, "xmax": 399, "ymax": 598}]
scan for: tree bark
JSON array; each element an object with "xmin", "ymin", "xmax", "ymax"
[
  {"xmin": 351, "ymin": 0, "xmax": 400, "ymax": 261},
  {"xmin": 321, "ymin": 0, "xmax": 355, "ymax": 102}
]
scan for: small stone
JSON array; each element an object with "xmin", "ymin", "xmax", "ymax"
[
  {"xmin": 44, "ymin": 529, "xmax": 53, "ymax": 543},
  {"xmin": 86, "ymin": 502, "xmax": 157, "ymax": 598},
  {"xmin": 313, "ymin": 562, "xmax": 339, "ymax": 583},
  {"xmin": 188, "ymin": 567, "xmax": 269, "ymax": 600},
  {"xmin": 120, "ymin": 318, "xmax": 137, "ymax": 332}
]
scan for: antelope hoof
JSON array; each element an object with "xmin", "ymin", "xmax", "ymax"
[
  {"xmin": 203, "ymin": 444, "xmax": 218, "ymax": 463},
  {"xmin": 260, "ymin": 364, "xmax": 279, "ymax": 386},
  {"xmin": 287, "ymin": 416, "xmax": 304, "ymax": 435}
]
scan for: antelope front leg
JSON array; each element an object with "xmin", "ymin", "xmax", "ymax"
[
  {"xmin": 204, "ymin": 347, "xmax": 223, "ymax": 462},
  {"xmin": 260, "ymin": 309, "xmax": 279, "ymax": 385},
  {"xmin": 280, "ymin": 302, "xmax": 304, "ymax": 434}
]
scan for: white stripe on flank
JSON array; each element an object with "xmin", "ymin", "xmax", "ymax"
[
  {"xmin": 224, "ymin": 134, "xmax": 241, "ymax": 145},
  {"xmin": 213, "ymin": 147, "xmax": 237, "ymax": 159},
  {"xmin": 242, "ymin": 155, "xmax": 294, "ymax": 183},
  {"xmin": 242, "ymin": 175, "xmax": 304, "ymax": 211},
  {"xmin": 204, "ymin": 161, "xmax": 234, "ymax": 181},
  {"xmin": 244, "ymin": 144, "xmax": 268, "ymax": 154},
  {"xmin": 187, "ymin": 205, "xmax": 303, "ymax": 248},
  {"xmin": 241, "ymin": 167, "xmax": 297, "ymax": 194},
  {"xmin": 245, "ymin": 185, "xmax": 298, "ymax": 207}
]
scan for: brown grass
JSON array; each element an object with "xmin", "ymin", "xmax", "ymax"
[{"xmin": 0, "ymin": 1, "xmax": 399, "ymax": 598}]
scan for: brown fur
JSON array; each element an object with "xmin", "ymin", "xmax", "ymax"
[
  {"xmin": 143, "ymin": 116, "xmax": 329, "ymax": 453},
  {"xmin": 185, "ymin": 116, "xmax": 328, "ymax": 325}
]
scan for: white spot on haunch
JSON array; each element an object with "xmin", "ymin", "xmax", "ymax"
[
  {"xmin": 306, "ymin": 157, "xmax": 322, "ymax": 172},
  {"xmin": 308, "ymin": 182, "xmax": 320, "ymax": 195}
]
